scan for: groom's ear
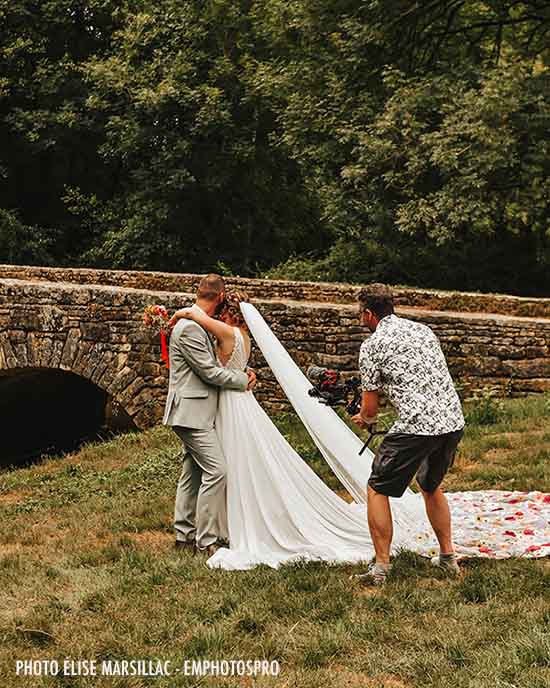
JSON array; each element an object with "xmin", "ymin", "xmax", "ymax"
[{"xmin": 213, "ymin": 293, "xmax": 225, "ymax": 316}]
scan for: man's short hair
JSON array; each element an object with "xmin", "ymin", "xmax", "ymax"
[
  {"xmin": 197, "ymin": 273, "xmax": 225, "ymax": 301},
  {"xmin": 357, "ymin": 283, "xmax": 394, "ymax": 319}
]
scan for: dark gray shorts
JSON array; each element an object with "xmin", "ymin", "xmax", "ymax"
[{"xmin": 368, "ymin": 429, "xmax": 464, "ymax": 498}]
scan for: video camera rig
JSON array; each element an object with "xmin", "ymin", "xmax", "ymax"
[
  {"xmin": 306, "ymin": 366, "xmax": 362, "ymax": 416},
  {"xmin": 307, "ymin": 366, "xmax": 387, "ymax": 455}
]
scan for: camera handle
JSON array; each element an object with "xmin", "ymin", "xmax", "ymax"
[{"xmin": 358, "ymin": 426, "xmax": 388, "ymax": 456}]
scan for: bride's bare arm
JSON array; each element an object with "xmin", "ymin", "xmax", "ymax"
[{"xmin": 170, "ymin": 307, "xmax": 234, "ymax": 343}]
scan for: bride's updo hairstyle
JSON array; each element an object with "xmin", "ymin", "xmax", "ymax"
[{"xmin": 220, "ymin": 290, "xmax": 250, "ymax": 327}]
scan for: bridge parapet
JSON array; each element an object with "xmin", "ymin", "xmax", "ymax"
[
  {"xmin": 1, "ymin": 275, "xmax": 549, "ymax": 435},
  {"xmin": 1, "ymin": 264, "xmax": 549, "ymax": 319}
]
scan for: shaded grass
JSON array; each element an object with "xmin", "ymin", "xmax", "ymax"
[{"xmin": 0, "ymin": 394, "xmax": 549, "ymax": 687}]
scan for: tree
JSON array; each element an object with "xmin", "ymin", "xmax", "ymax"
[
  {"xmin": 0, "ymin": 0, "xmax": 123, "ymax": 262},
  {"xmin": 252, "ymin": 1, "xmax": 550, "ymax": 293},
  {"xmin": 1, "ymin": 1, "xmax": 548, "ymax": 292},
  {"xmin": 0, "ymin": 0, "xmax": 324, "ymax": 273}
]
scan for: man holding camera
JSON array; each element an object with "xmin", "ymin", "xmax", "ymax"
[{"xmin": 352, "ymin": 284, "xmax": 465, "ymax": 585}]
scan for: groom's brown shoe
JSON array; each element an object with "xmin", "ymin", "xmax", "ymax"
[{"xmin": 196, "ymin": 542, "xmax": 222, "ymax": 557}]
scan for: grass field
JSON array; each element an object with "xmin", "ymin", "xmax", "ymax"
[{"xmin": 1, "ymin": 394, "xmax": 549, "ymax": 688}]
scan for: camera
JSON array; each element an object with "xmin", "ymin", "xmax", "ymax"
[
  {"xmin": 307, "ymin": 366, "xmax": 387, "ymax": 455},
  {"xmin": 306, "ymin": 366, "xmax": 362, "ymax": 416}
]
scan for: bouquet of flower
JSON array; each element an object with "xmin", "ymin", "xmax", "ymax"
[{"xmin": 143, "ymin": 304, "xmax": 170, "ymax": 368}]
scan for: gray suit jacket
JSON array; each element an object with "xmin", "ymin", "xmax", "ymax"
[{"xmin": 163, "ymin": 318, "xmax": 248, "ymax": 430}]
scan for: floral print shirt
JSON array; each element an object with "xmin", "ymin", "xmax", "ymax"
[{"xmin": 359, "ymin": 314, "xmax": 465, "ymax": 436}]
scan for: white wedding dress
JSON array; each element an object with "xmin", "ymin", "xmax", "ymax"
[
  {"xmin": 208, "ymin": 324, "xmax": 379, "ymax": 570},
  {"xmin": 207, "ymin": 304, "xmax": 550, "ymax": 570}
]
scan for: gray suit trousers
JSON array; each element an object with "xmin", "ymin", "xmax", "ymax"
[{"xmin": 172, "ymin": 425, "xmax": 228, "ymax": 549}]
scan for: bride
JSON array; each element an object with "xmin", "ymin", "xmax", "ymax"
[{"xmin": 173, "ymin": 293, "xmax": 550, "ymax": 570}]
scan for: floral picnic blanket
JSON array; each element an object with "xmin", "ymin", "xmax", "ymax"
[{"xmin": 414, "ymin": 490, "xmax": 550, "ymax": 559}]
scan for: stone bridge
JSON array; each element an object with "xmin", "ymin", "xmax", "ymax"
[{"xmin": 1, "ymin": 265, "xmax": 549, "ymax": 464}]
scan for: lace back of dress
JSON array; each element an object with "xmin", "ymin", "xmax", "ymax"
[{"xmin": 226, "ymin": 328, "xmax": 249, "ymax": 371}]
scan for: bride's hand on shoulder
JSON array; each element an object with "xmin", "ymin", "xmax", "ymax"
[{"xmin": 169, "ymin": 308, "xmax": 195, "ymax": 329}]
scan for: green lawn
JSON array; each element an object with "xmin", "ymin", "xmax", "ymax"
[{"xmin": 0, "ymin": 394, "xmax": 549, "ymax": 688}]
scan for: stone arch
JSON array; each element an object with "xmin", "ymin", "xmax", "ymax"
[
  {"xmin": 0, "ymin": 322, "xmax": 164, "ymax": 465},
  {"xmin": 0, "ymin": 314, "xmax": 167, "ymax": 425}
]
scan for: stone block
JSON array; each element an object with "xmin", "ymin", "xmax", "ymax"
[
  {"xmin": 492, "ymin": 346, "xmax": 524, "ymax": 360},
  {"xmin": 123, "ymin": 385, "xmax": 161, "ymax": 417},
  {"xmin": 97, "ymin": 362, "xmax": 117, "ymax": 390},
  {"xmin": 525, "ymin": 346, "xmax": 549, "ymax": 358},
  {"xmin": 38, "ymin": 337, "xmax": 54, "ymax": 368},
  {"xmin": 14, "ymin": 343, "xmax": 28, "ymax": 368},
  {"xmin": 80, "ymin": 322, "xmax": 110, "ymax": 341},
  {"xmin": 133, "ymin": 402, "xmax": 164, "ymax": 430},
  {"xmin": 293, "ymin": 341, "xmax": 326, "ymax": 353},
  {"xmin": 9, "ymin": 305, "xmax": 68, "ymax": 332},
  {"xmin": 112, "ymin": 351, "xmax": 129, "ymax": 372},
  {"xmin": 9, "ymin": 308, "xmax": 42, "ymax": 331},
  {"xmin": 107, "ymin": 366, "xmax": 138, "ymax": 396},
  {"xmin": 150, "ymin": 374, "xmax": 169, "ymax": 388},
  {"xmin": 463, "ymin": 357, "xmax": 503, "ymax": 376},
  {"xmin": 81, "ymin": 345, "xmax": 105, "ymax": 380},
  {"xmin": 118, "ymin": 377, "xmax": 147, "ymax": 406},
  {"xmin": 72, "ymin": 289, "xmax": 91, "ymax": 305},
  {"xmin": 72, "ymin": 342, "xmax": 93, "ymax": 376},
  {"xmin": 50, "ymin": 340, "xmax": 65, "ymax": 369},
  {"xmin": 40, "ymin": 305, "xmax": 69, "ymax": 332},
  {"xmin": 337, "ymin": 341, "xmax": 362, "ymax": 354},
  {"xmin": 60, "ymin": 328, "xmax": 81, "ymax": 370},
  {"xmin": 502, "ymin": 358, "xmax": 550, "ymax": 379},
  {"xmin": 91, "ymin": 351, "xmax": 114, "ymax": 386},
  {"xmin": 26, "ymin": 333, "xmax": 39, "ymax": 367},
  {"xmin": 9, "ymin": 330, "xmax": 27, "ymax": 344},
  {"xmin": 516, "ymin": 378, "xmax": 550, "ymax": 393},
  {"xmin": 315, "ymin": 353, "xmax": 360, "ymax": 370},
  {"xmin": 0, "ymin": 332, "xmax": 17, "ymax": 368},
  {"xmin": 142, "ymin": 362, "xmax": 162, "ymax": 377}
]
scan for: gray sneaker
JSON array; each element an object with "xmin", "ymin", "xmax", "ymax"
[
  {"xmin": 431, "ymin": 553, "xmax": 460, "ymax": 574},
  {"xmin": 350, "ymin": 562, "xmax": 390, "ymax": 586}
]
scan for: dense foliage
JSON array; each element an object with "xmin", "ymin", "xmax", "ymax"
[{"xmin": 1, "ymin": 1, "xmax": 549, "ymax": 293}]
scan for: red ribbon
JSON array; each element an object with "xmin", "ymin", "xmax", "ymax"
[{"xmin": 160, "ymin": 331, "xmax": 170, "ymax": 369}]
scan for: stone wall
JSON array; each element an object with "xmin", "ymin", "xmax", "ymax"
[
  {"xmin": 1, "ymin": 264, "xmax": 549, "ymax": 318},
  {"xmin": 1, "ymin": 276, "xmax": 549, "ymax": 431},
  {"xmin": 253, "ymin": 302, "xmax": 550, "ymax": 410}
]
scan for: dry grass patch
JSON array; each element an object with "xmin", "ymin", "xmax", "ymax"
[
  {"xmin": 126, "ymin": 530, "xmax": 173, "ymax": 550},
  {"xmin": 0, "ymin": 490, "xmax": 30, "ymax": 505}
]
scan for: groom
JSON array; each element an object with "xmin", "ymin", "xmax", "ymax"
[{"xmin": 163, "ymin": 274, "xmax": 255, "ymax": 555}]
